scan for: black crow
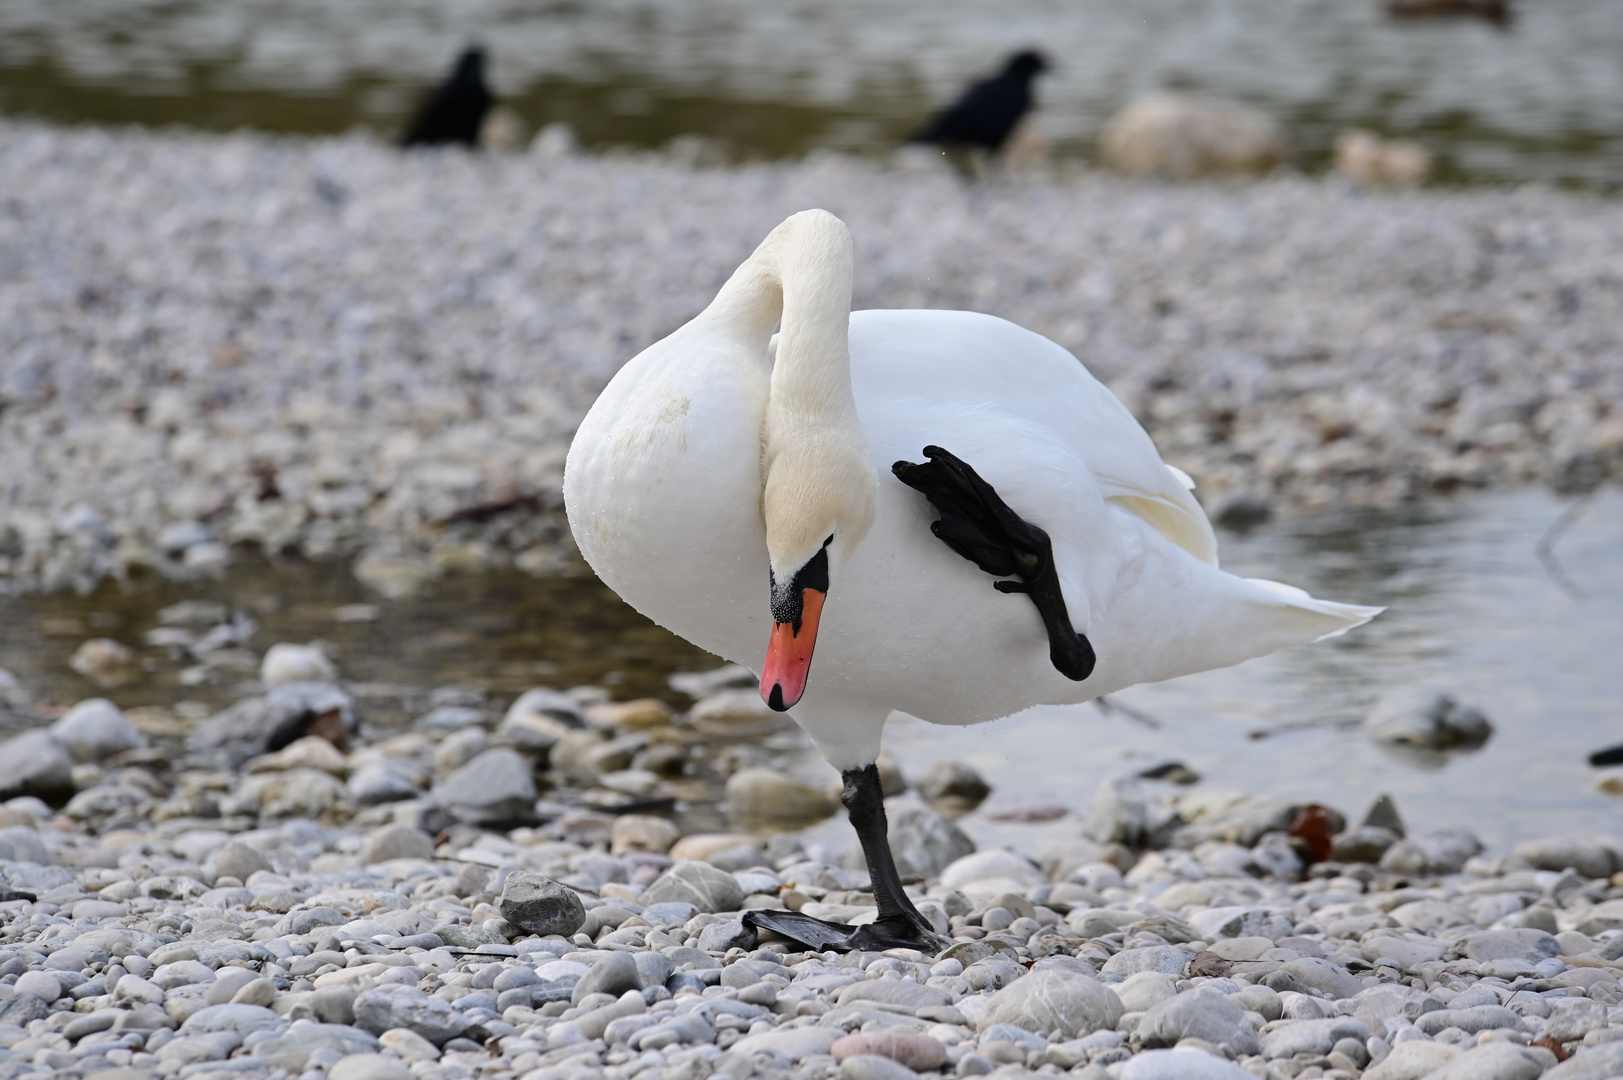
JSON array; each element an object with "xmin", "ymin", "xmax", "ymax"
[
  {"xmin": 401, "ymin": 47, "xmax": 494, "ymax": 148},
  {"xmin": 911, "ymin": 50, "xmax": 1050, "ymax": 153}
]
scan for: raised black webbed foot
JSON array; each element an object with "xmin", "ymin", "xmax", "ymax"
[
  {"xmin": 893, "ymin": 445, "xmax": 1095, "ymax": 680},
  {"xmin": 743, "ymin": 908, "xmax": 951, "ymax": 954}
]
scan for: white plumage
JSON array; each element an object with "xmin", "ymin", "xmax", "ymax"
[{"xmin": 565, "ymin": 210, "xmax": 1378, "ymax": 775}]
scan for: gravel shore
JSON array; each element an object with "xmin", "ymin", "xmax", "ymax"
[
  {"xmin": 2, "ymin": 120, "xmax": 1621, "ymax": 594},
  {"xmin": 1, "ymin": 645, "xmax": 1623, "ymax": 1080}
]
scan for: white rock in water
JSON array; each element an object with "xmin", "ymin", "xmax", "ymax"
[
  {"xmin": 69, "ymin": 638, "xmax": 137, "ymax": 686},
  {"xmin": 0, "ymin": 669, "xmax": 24, "ymax": 707},
  {"xmin": 157, "ymin": 520, "xmax": 213, "ymax": 557},
  {"xmin": 51, "ymin": 697, "xmax": 144, "ymax": 763},
  {"xmin": 478, "ymin": 106, "xmax": 527, "ymax": 152},
  {"xmin": 1335, "ymin": 129, "xmax": 1432, "ymax": 187},
  {"xmin": 532, "ymin": 122, "xmax": 578, "ymax": 159},
  {"xmin": 1363, "ymin": 688, "xmax": 1492, "ymax": 750},
  {"xmin": 260, "ymin": 643, "xmax": 337, "ymax": 687},
  {"xmin": 1100, "ymin": 94, "xmax": 1284, "ymax": 178}
]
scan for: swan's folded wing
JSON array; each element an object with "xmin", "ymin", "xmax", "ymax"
[
  {"xmin": 1243, "ymin": 578, "xmax": 1384, "ymax": 641},
  {"xmin": 1103, "ymin": 479, "xmax": 1219, "ymax": 567},
  {"xmin": 1058, "ymin": 367, "xmax": 1220, "ymax": 567}
]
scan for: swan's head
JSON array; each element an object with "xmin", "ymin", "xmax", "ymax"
[{"xmin": 759, "ymin": 431, "xmax": 877, "ymax": 711}]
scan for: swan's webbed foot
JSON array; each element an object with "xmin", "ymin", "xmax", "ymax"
[
  {"xmin": 848, "ymin": 911, "xmax": 953, "ymax": 953},
  {"xmin": 742, "ymin": 909, "xmax": 950, "ymax": 954},
  {"xmin": 752, "ymin": 764, "xmax": 955, "ymax": 956},
  {"xmin": 892, "ymin": 446, "xmax": 1094, "ymax": 681}
]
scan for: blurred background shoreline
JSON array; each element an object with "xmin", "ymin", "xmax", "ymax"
[{"xmin": 3, "ymin": 0, "xmax": 1622, "ymax": 187}]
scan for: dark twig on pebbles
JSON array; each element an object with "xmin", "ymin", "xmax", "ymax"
[
  {"xmin": 1247, "ymin": 715, "xmax": 1362, "ymax": 740},
  {"xmin": 401, "ymin": 47, "xmax": 495, "ymax": 149},
  {"xmin": 910, "ymin": 50, "xmax": 1049, "ymax": 154},
  {"xmin": 1092, "ymin": 694, "xmax": 1162, "ymax": 730},
  {"xmin": 1536, "ymin": 492, "xmax": 1594, "ymax": 601},
  {"xmin": 433, "ymin": 492, "xmax": 545, "ymax": 526}
]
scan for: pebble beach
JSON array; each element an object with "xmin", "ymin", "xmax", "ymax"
[
  {"xmin": 1, "ymin": 649, "xmax": 1622, "ymax": 1080},
  {"xmin": 3, "ymin": 116, "xmax": 1623, "ymax": 1080}
]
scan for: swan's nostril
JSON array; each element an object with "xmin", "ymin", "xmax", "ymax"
[{"xmin": 767, "ymin": 684, "xmax": 788, "ymax": 712}]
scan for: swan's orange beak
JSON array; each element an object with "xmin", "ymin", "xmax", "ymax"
[{"xmin": 761, "ymin": 587, "xmax": 824, "ymax": 712}]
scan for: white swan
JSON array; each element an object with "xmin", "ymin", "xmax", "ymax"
[{"xmin": 565, "ymin": 209, "xmax": 1379, "ymax": 950}]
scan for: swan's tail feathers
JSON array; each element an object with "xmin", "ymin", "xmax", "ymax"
[{"xmin": 1244, "ymin": 577, "xmax": 1384, "ymax": 642}]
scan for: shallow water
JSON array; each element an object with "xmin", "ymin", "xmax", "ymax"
[
  {"xmin": 0, "ymin": 560, "xmax": 715, "ymax": 726},
  {"xmin": 2, "ymin": 0, "xmax": 1621, "ymax": 185},
  {"xmin": 867, "ymin": 485, "xmax": 1623, "ymax": 855},
  {"xmin": 1, "ymin": 487, "xmax": 1618, "ymax": 852}
]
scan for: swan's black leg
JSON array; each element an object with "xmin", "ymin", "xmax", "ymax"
[
  {"xmin": 892, "ymin": 446, "xmax": 1095, "ymax": 681},
  {"xmin": 839, "ymin": 765, "xmax": 951, "ymax": 951},
  {"xmin": 743, "ymin": 765, "xmax": 950, "ymax": 954}
]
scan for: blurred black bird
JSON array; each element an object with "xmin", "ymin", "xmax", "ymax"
[
  {"xmin": 911, "ymin": 50, "xmax": 1050, "ymax": 153},
  {"xmin": 1589, "ymin": 743, "xmax": 1623, "ymax": 767},
  {"xmin": 401, "ymin": 47, "xmax": 494, "ymax": 148},
  {"xmin": 1386, "ymin": 0, "xmax": 1511, "ymax": 25}
]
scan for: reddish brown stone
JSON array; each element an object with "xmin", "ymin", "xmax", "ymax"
[{"xmin": 831, "ymin": 1032, "xmax": 948, "ymax": 1071}]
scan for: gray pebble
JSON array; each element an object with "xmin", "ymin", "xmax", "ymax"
[{"xmin": 498, "ymin": 871, "xmax": 586, "ymax": 936}]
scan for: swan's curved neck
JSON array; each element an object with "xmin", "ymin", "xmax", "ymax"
[
  {"xmin": 702, "ymin": 210, "xmax": 856, "ymax": 419},
  {"xmin": 698, "ymin": 209, "xmax": 874, "ymax": 580}
]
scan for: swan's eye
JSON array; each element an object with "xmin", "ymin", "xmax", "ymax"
[{"xmin": 823, "ymin": 534, "xmax": 834, "ymax": 547}]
